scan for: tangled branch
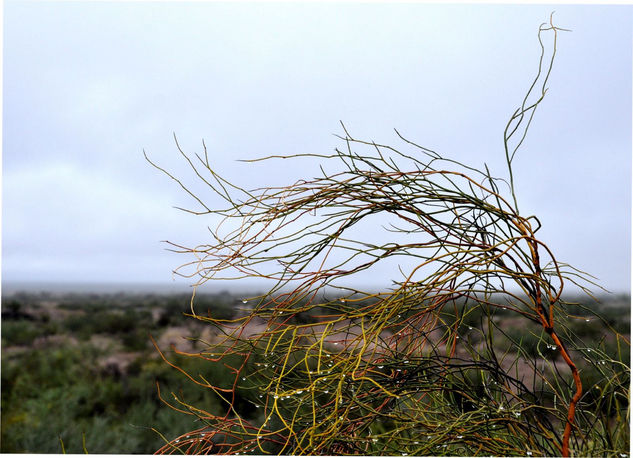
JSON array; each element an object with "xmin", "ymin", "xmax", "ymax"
[{"xmin": 147, "ymin": 15, "xmax": 629, "ymax": 457}]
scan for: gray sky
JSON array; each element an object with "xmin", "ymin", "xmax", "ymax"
[{"xmin": 2, "ymin": 2, "xmax": 631, "ymax": 294}]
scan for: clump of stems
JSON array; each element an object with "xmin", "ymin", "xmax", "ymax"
[{"xmin": 147, "ymin": 15, "xmax": 629, "ymax": 457}]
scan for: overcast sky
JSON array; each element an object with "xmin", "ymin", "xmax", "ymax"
[{"xmin": 2, "ymin": 2, "xmax": 631, "ymax": 294}]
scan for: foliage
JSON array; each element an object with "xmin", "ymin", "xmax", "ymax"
[
  {"xmin": 0, "ymin": 293, "xmax": 239, "ymax": 453},
  {"xmin": 147, "ymin": 15, "xmax": 630, "ymax": 457}
]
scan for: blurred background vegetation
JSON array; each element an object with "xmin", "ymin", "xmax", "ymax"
[
  {"xmin": 1, "ymin": 290, "xmax": 629, "ymax": 453},
  {"xmin": 1, "ymin": 290, "xmax": 245, "ymax": 453}
]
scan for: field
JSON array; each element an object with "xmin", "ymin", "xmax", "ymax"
[
  {"xmin": 1, "ymin": 288, "xmax": 629, "ymax": 454},
  {"xmin": 1, "ymin": 289, "xmax": 252, "ymax": 453}
]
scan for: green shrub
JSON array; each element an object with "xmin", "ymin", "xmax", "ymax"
[
  {"xmin": 1, "ymin": 320, "xmax": 56, "ymax": 346},
  {"xmin": 1, "ymin": 342, "xmax": 227, "ymax": 453}
]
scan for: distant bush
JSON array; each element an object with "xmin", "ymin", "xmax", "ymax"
[
  {"xmin": 1, "ymin": 320, "xmax": 57, "ymax": 346},
  {"xmin": 61, "ymin": 309, "xmax": 153, "ymax": 341},
  {"xmin": 1, "ymin": 300, "xmax": 36, "ymax": 320}
]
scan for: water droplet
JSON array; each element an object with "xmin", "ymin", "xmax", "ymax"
[
  {"xmin": 242, "ymin": 377, "xmax": 246, "ymax": 381},
  {"xmin": 372, "ymin": 438, "xmax": 378, "ymax": 443},
  {"xmin": 273, "ymin": 395, "xmax": 279, "ymax": 399},
  {"xmin": 296, "ymin": 390, "xmax": 304, "ymax": 394},
  {"xmin": 404, "ymin": 360, "xmax": 409, "ymax": 363},
  {"xmin": 468, "ymin": 326, "xmax": 473, "ymax": 330},
  {"xmin": 378, "ymin": 365, "xmax": 384, "ymax": 369},
  {"xmin": 333, "ymin": 342, "xmax": 339, "ymax": 345},
  {"xmin": 457, "ymin": 435, "xmax": 463, "ymax": 439},
  {"xmin": 513, "ymin": 411, "xmax": 521, "ymax": 417},
  {"xmin": 585, "ymin": 319, "xmax": 590, "ymax": 322},
  {"xmin": 324, "ymin": 390, "xmax": 329, "ymax": 393},
  {"xmin": 255, "ymin": 405, "xmax": 259, "ymax": 408},
  {"xmin": 175, "ymin": 439, "xmax": 180, "ymax": 443},
  {"xmin": 257, "ymin": 436, "xmax": 262, "ymax": 439},
  {"xmin": 402, "ymin": 454, "xmax": 408, "ymax": 456},
  {"xmin": 413, "ymin": 441, "xmax": 419, "ymax": 444},
  {"xmin": 526, "ymin": 452, "xmax": 533, "ymax": 456}
]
